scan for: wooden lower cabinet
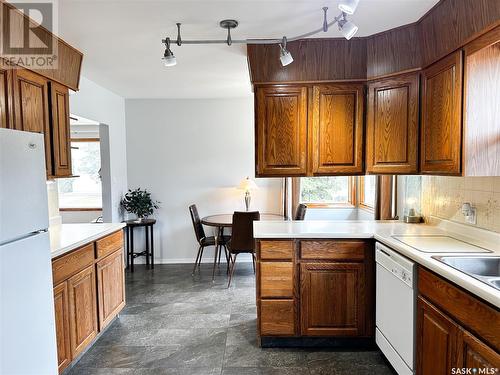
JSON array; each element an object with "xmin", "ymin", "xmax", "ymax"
[
  {"xmin": 52, "ymin": 230, "xmax": 126, "ymax": 373},
  {"xmin": 457, "ymin": 329, "xmax": 500, "ymax": 371},
  {"xmin": 260, "ymin": 261, "xmax": 294, "ymax": 298},
  {"xmin": 257, "ymin": 239, "xmax": 374, "ymax": 341},
  {"xmin": 300, "ymin": 262, "xmax": 366, "ymax": 336},
  {"xmin": 53, "ymin": 282, "xmax": 71, "ymax": 373},
  {"xmin": 416, "ymin": 296, "xmax": 458, "ymax": 375},
  {"xmin": 68, "ymin": 265, "xmax": 98, "ymax": 358},
  {"xmin": 417, "ymin": 268, "xmax": 500, "ymax": 375},
  {"xmin": 97, "ymin": 251, "xmax": 126, "ymax": 329},
  {"xmin": 260, "ymin": 300, "xmax": 295, "ymax": 336}
]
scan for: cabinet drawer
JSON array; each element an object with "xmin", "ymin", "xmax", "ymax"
[
  {"xmin": 96, "ymin": 230, "xmax": 124, "ymax": 259},
  {"xmin": 301, "ymin": 240, "xmax": 366, "ymax": 260},
  {"xmin": 260, "ymin": 262, "xmax": 293, "ymax": 298},
  {"xmin": 52, "ymin": 244, "xmax": 94, "ymax": 285},
  {"xmin": 260, "ymin": 241, "xmax": 294, "ymax": 260},
  {"xmin": 260, "ymin": 299, "xmax": 295, "ymax": 336}
]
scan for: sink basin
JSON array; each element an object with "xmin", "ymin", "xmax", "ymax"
[
  {"xmin": 490, "ymin": 279, "xmax": 500, "ymax": 289},
  {"xmin": 432, "ymin": 256, "xmax": 500, "ymax": 291},
  {"xmin": 434, "ymin": 256, "xmax": 500, "ymax": 277}
]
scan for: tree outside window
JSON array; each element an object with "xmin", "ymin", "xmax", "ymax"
[{"xmin": 58, "ymin": 140, "xmax": 102, "ymax": 209}]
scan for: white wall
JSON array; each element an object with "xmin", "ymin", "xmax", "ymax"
[
  {"xmin": 125, "ymin": 98, "xmax": 282, "ymax": 263},
  {"xmin": 69, "ymin": 77, "xmax": 128, "ymax": 223}
]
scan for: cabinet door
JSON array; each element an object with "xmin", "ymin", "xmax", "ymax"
[
  {"xmin": 96, "ymin": 250, "xmax": 126, "ymax": 329},
  {"xmin": 456, "ymin": 329, "xmax": 500, "ymax": 372},
  {"xmin": 50, "ymin": 81, "xmax": 72, "ymax": 177},
  {"xmin": 53, "ymin": 282, "xmax": 71, "ymax": 373},
  {"xmin": 300, "ymin": 262, "xmax": 365, "ymax": 336},
  {"xmin": 421, "ymin": 51, "xmax": 463, "ymax": 175},
  {"xmin": 416, "ymin": 296, "xmax": 458, "ymax": 375},
  {"xmin": 256, "ymin": 85, "xmax": 308, "ymax": 176},
  {"xmin": 12, "ymin": 68, "xmax": 52, "ymax": 176},
  {"xmin": 0, "ymin": 68, "xmax": 13, "ymax": 129},
  {"xmin": 68, "ymin": 265, "xmax": 98, "ymax": 358},
  {"xmin": 366, "ymin": 73, "xmax": 419, "ymax": 174},
  {"xmin": 310, "ymin": 84, "xmax": 364, "ymax": 175},
  {"xmin": 463, "ymin": 28, "xmax": 500, "ymax": 176}
]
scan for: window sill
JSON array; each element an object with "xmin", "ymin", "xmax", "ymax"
[
  {"xmin": 302, "ymin": 203, "xmax": 356, "ymax": 209},
  {"xmin": 59, "ymin": 207, "xmax": 102, "ymax": 212}
]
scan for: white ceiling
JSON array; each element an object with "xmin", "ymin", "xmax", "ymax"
[{"xmin": 58, "ymin": 0, "xmax": 439, "ymax": 99}]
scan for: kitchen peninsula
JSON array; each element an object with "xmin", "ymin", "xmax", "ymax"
[{"xmin": 254, "ymin": 218, "xmax": 500, "ymax": 373}]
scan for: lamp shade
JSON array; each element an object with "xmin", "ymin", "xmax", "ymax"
[{"xmin": 238, "ymin": 177, "xmax": 258, "ymax": 191}]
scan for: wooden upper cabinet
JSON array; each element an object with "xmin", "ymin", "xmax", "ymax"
[
  {"xmin": 67, "ymin": 265, "xmax": 98, "ymax": 358},
  {"xmin": 12, "ymin": 68, "xmax": 53, "ymax": 176},
  {"xmin": 53, "ymin": 282, "xmax": 71, "ymax": 374},
  {"xmin": 463, "ymin": 26, "xmax": 500, "ymax": 176},
  {"xmin": 416, "ymin": 296, "xmax": 458, "ymax": 375},
  {"xmin": 300, "ymin": 262, "xmax": 366, "ymax": 336},
  {"xmin": 420, "ymin": 51, "xmax": 463, "ymax": 175},
  {"xmin": 255, "ymin": 85, "xmax": 308, "ymax": 177},
  {"xmin": 366, "ymin": 73, "xmax": 419, "ymax": 174},
  {"xmin": 96, "ymin": 250, "xmax": 126, "ymax": 330},
  {"xmin": 0, "ymin": 68, "xmax": 13, "ymax": 129},
  {"xmin": 50, "ymin": 81, "xmax": 72, "ymax": 177},
  {"xmin": 310, "ymin": 84, "xmax": 364, "ymax": 175}
]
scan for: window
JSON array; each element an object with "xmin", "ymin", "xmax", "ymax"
[
  {"xmin": 58, "ymin": 139, "xmax": 102, "ymax": 210},
  {"xmin": 297, "ymin": 176, "xmax": 354, "ymax": 207},
  {"xmin": 293, "ymin": 176, "xmax": 376, "ymax": 210},
  {"xmin": 359, "ymin": 175, "xmax": 376, "ymax": 210}
]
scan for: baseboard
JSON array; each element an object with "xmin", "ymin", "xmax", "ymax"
[{"xmin": 130, "ymin": 258, "xmax": 253, "ymax": 265}]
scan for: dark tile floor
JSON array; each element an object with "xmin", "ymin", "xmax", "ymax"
[{"xmin": 68, "ymin": 262, "xmax": 394, "ymax": 375}]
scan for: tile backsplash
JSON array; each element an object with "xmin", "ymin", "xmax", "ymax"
[{"xmin": 420, "ymin": 176, "xmax": 500, "ymax": 233}]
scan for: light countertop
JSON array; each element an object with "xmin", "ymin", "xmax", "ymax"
[
  {"xmin": 254, "ymin": 218, "xmax": 500, "ymax": 308},
  {"xmin": 50, "ymin": 223, "xmax": 126, "ymax": 259}
]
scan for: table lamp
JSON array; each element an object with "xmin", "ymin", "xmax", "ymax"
[{"xmin": 238, "ymin": 177, "xmax": 258, "ymax": 211}]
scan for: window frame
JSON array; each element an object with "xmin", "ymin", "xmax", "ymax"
[
  {"xmin": 58, "ymin": 138, "xmax": 103, "ymax": 212},
  {"xmin": 358, "ymin": 176, "xmax": 375, "ymax": 212},
  {"xmin": 292, "ymin": 176, "xmax": 357, "ymax": 209}
]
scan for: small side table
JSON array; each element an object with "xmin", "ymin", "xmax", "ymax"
[{"xmin": 124, "ymin": 219, "xmax": 156, "ymax": 272}]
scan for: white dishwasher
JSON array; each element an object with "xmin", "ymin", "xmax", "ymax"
[{"xmin": 375, "ymin": 242, "xmax": 416, "ymax": 375}]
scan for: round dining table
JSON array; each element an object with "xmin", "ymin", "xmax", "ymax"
[{"xmin": 201, "ymin": 213, "xmax": 284, "ymax": 280}]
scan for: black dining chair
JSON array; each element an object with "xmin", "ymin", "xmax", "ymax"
[
  {"xmin": 226, "ymin": 211, "xmax": 260, "ymax": 287},
  {"xmin": 294, "ymin": 203, "xmax": 307, "ymax": 220},
  {"xmin": 189, "ymin": 204, "xmax": 230, "ymax": 275}
]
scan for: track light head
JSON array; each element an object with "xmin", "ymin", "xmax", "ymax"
[
  {"xmin": 338, "ymin": 0, "xmax": 359, "ymax": 15},
  {"xmin": 338, "ymin": 17, "xmax": 358, "ymax": 40},
  {"xmin": 162, "ymin": 38, "xmax": 177, "ymax": 67},
  {"xmin": 279, "ymin": 37, "xmax": 293, "ymax": 66}
]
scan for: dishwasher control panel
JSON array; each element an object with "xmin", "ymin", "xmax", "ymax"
[{"xmin": 376, "ymin": 242, "xmax": 415, "ymax": 288}]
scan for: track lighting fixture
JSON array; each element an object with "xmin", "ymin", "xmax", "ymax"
[
  {"xmin": 338, "ymin": 16, "xmax": 359, "ymax": 40},
  {"xmin": 162, "ymin": 38, "xmax": 176, "ymax": 66},
  {"xmin": 161, "ymin": 1, "xmax": 360, "ymax": 67},
  {"xmin": 338, "ymin": 0, "xmax": 360, "ymax": 15},
  {"xmin": 279, "ymin": 37, "xmax": 293, "ymax": 66}
]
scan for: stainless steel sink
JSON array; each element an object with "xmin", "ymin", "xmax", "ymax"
[{"xmin": 432, "ymin": 256, "xmax": 500, "ymax": 291}]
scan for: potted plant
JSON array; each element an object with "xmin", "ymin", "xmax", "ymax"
[{"xmin": 121, "ymin": 188, "xmax": 160, "ymax": 222}]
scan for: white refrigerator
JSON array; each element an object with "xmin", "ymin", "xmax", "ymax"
[{"xmin": 0, "ymin": 128, "xmax": 58, "ymax": 374}]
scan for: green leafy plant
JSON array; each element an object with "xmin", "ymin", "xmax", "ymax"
[{"xmin": 121, "ymin": 188, "xmax": 160, "ymax": 219}]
